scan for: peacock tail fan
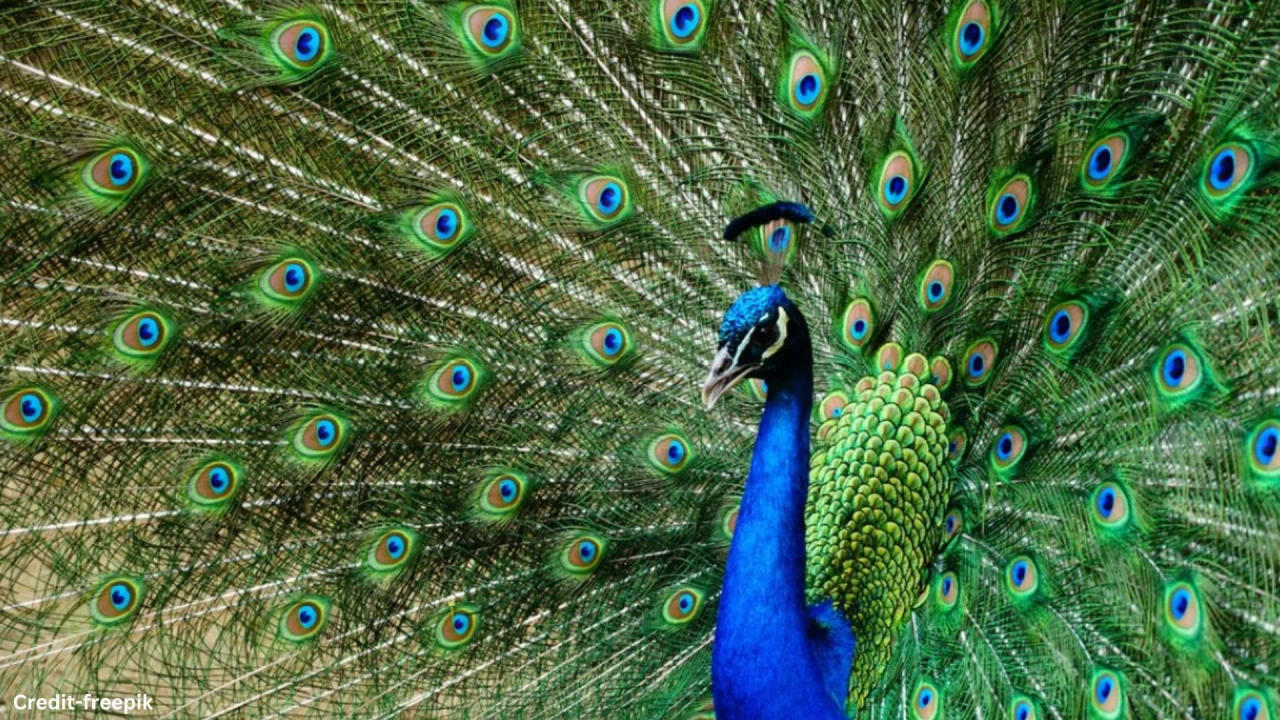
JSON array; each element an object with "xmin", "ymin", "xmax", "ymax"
[{"xmin": 1, "ymin": 1, "xmax": 1278, "ymax": 718}]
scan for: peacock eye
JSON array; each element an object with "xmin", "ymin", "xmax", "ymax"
[
  {"xmin": 1009, "ymin": 696, "xmax": 1037, "ymax": 720},
  {"xmin": 1005, "ymin": 555, "xmax": 1039, "ymax": 599},
  {"xmin": 648, "ymin": 432, "xmax": 692, "ymax": 474},
  {"xmin": 1042, "ymin": 301, "xmax": 1089, "ymax": 356},
  {"xmin": 366, "ymin": 527, "xmax": 418, "ymax": 575},
  {"xmin": 478, "ymin": 469, "xmax": 528, "ymax": 516},
  {"xmin": 1, "ymin": 386, "xmax": 60, "ymax": 438},
  {"xmin": 112, "ymin": 309, "xmax": 175, "ymax": 361},
  {"xmin": 877, "ymin": 150, "xmax": 917, "ymax": 216},
  {"xmin": 435, "ymin": 605, "xmax": 479, "ymax": 648},
  {"xmin": 1234, "ymin": 690, "xmax": 1270, "ymax": 720},
  {"xmin": 410, "ymin": 202, "xmax": 473, "ymax": 256},
  {"xmin": 1163, "ymin": 580, "xmax": 1204, "ymax": 638},
  {"xmin": 662, "ymin": 587, "xmax": 705, "ymax": 625},
  {"xmin": 952, "ymin": 0, "xmax": 993, "ymax": 66},
  {"xmin": 258, "ymin": 257, "xmax": 319, "ymax": 307},
  {"xmin": 188, "ymin": 459, "xmax": 244, "ymax": 509},
  {"xmin": 784, "ymin": 50, "xmax": 827, "ymax": 116},
  {"xmin": 935, "ymin": 571, "xmax": 959, "ymax": 610},
  {"xmin": 757, "ymin": 220, "xmax": 795, "ymax": 263},
  {"xmin": 989, "ymin": 175, "xmax": 1032, "ymax": 234},
  {"xmin": 1247, "ymin": 419, "xmax": 1280, "ymax": 479},
  {"xmin": 962, "ymin": 338, "xmax": 997, "ymax": 387},
  {"xmin": 990, "ymin": 425, "xmax": 1027, "ymax": 475},
  {"xmin": 581, "ymin": 321, "xmax": 635, "ymax": 366},
  {"xmin": 90, "ymin": 576, "xmax": 145, "ymax": 626},
  {"xmin": 1090, "ymin": 481, "xmax": 1131, "ymax": 529},
  {"xmin": 1089, "ymin": 669, "xmax": 1124, "ymax": 719},
  {"xmin": 819, "ymin": 391, "xmax": 849, "ymax": 422},
  {"xmin": 943, "ymin": 509, "xmax": 962, "ymax": 542},
  {"xmin": 876, "ymin": 342, "xmax": 903, "ymax": 373},
  {"xmin": 83, "ymin": 147, "xmax": 147, "ymax": 197},
  {"xmin": 425, "ymin": 356, "xmax": 487, "ymax": 407},
  {"xmin": 911, "ymin": 680, "xmax": 941, "ymax": 720},
  {"xmin": 658, "ymin": 0, "xmax": 707, "ymax": 49},
  {"xmin": 919, "ymin": 260, "xmax": 955, "ymax": 312},
  {"xmin": 1203, "ymin": 143, "xmax": 1253, "ymax": 198},
  {"xmin": 1154, "ymin": 343, "xmax": 1202, "ymax": 398},
  {"xmin": 290, "ymin": 411, "xmax": 350, "ymax": 461},
  {"xmin": 279, "ymin": 597, "xmax": 329, "ymax": 643},
  {"xmin": 578, "ymin": 175, "xmax": 630, "ymax": 225},
  {"xmin": 1082, "ymin": 133, "xmax": 1129, "ymax": 188},
  {"xmin": 947, "ymin": 429, "xmax": 967, "ymax": 463},
  {"xmin": 561, "ymin": 535, "xmax": 606, "ymax": 574},
  {"xmin": 930, "ymin": 356, "xmax": 953, "ymax": 391},
  {"xmin": 721, "ymin": 505, "xmax": 739, "ymax": 539},
  {"xmin": 840, "ymin": 298, "xmax": 875, "ymax": 351},
  {"xmin": 270, "ymin": 20, "xmax": 331, "ymax": 71},
  {"xmin": 463, "ymin": 5, "xmax": 519, "ymax": 57}
]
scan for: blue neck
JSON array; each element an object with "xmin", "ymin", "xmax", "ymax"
[{"xmin": 711, "ymin": 344, "xmax": 845, "ymax": 719}]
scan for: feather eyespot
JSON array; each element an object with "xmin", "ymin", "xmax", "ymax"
[
  {"xmin": 839, "ymin": 298, "xmax": 875, "ymax": 352},
  {"xmin": 1153, "ymin": 342, "xmax": 1206, "ymax": 403},
  {"xmin": 721, "ymin": 505, "xmax": 739, "ymax": 539},
  {"xmin": 819, "ymin": 391, "xmax": 849, "ymax": 422},
  {"xmin": 935, "ymin": 571, "xmax": 959, "ymax": 611},
  {"xmin": 912, "ymin": 680, "xmax": 941, "ymax": 720},
  {"xmin": 1090, "ymin": 481, "xmax": 1130, "ymax": 530},
  {"xmin": 1009, "ymin": 695, "xmax": 1038, "ymax": 720},
  {"xmin": 258, "ymin": 257, "xmax": 319, "ymax": 308},
  {"xmin": 1043, "ymin": 301, "xmax": 1088, "ymax": 357},
  {"xmin": 930, "ymin": 356, "xmax": 953, "ymax": 391},
  {"xmin": 648, "ymin": 432, "xmax": 692, "ymax": 474},
  {"xmin": 188, "ymin": 458, "xmax": 244, "ymax": 510},
  {"xmin": 755, "ymin": 219, "xmax": 797, "ymax": 263},
  {"xmin": 747, "ymin": 378, "xmax": 768, "ymax": 401},
  {"xmin": 662, "ymin": 587, "xmax": 704, "ymax": 625},
  {"xmin": 943, "ymin": 509, "xmax": 962, "ymax": 542},
  {"xmin": 111, "ymin": 309, "xmax": 175, "ymax": 362},
  {"xmin": 877, "ymin": 151, "xmax": 917, "ymax": 216},
  {"xmin": 952, "ymin": 0, "xmax": 993, "ymax": 66},
  {"xmin": 82, "ymin": 147, "xmax": 148, "ymax": 198},
  {"xmin": 90, "ymin": 576, "xmax": 144, "ymax": 627},
  {"xmin": 1, "ymin": 386, "xmax": 60, "ymax": 440},
  {"xmin": 581, "ymin": 321, "xmax": 634, "ymax": 366},
  {"xmin": 366, "ymin": 527, "xmax": 418, "ymax": 576},
  {"xmin": 1203, "ymin": 143, "xmax": 1253, "ymax": 198},
  {"xmin": 919, "ymin": 260, "xmax": 955, "ymax": 312},
  {"xmin": 1234, "ymin": 690, "xmax": 1271, "ymax": 720},
  {"xmin": 579, "ymin": 175, "xmax": 631, "ymax": 225},
  {"xmin": 657, "ymin": 0, "xmax": 707, "ymax": 50},
  {"xmin": 463, "ymin": 5, "xmax": 518, "ymax": 57},
  {"xmin": 290, "ymin": 411, "xmax": 350, "ymax": 461},
  {"xmin": 947, "ymin": 429, "xmax": 967, "ymax": 464},
  {"xmin": 425, "ymin": 356, "xmax": 487, "ymax": 407},
  {"xmin": 435, "ymin": 605, "xmax": 479, "ymax": 648},
  {"xmin": 1089, "ymin": 669, "xmax": 1125, "ymax": 719},
  {"xmin": 1247, "ymin": 419, "xmax": 1280, "ymax": 481},
  {"xmin": 784, "ymin": 50, "xmax": 827, "ymax": 116},
  {"xmin": 1163, "ymin": 580, "xmax": 1204, "ymax": 640},
  {"xmin": 1005, "ymin": 555, "xmax": 1039, "ymax": 599},
  {"xmin": 1082, "ymin": 134, "xmax": 1129, "ymax": 189},
  {"xmin": 877, "ymin": 342, "xmax": 903, "ymax": 373},
  {"xmin": 962, "ymin": 338, "xmax": 997, "ymax": 387},
  {"xmin": 270, "ymin": 20, "xmax": 332, "ymax": 72},
  {"xmin": 561, "ymin": 535, "xmax": 606, "ymax": 575},
  {"xmin": 410, "ymin": 202, "xmax": 473, "ymax": 256},
  {"xmin": 990, "ymin": 425, "xmax": 1026, "ymax": 475},
  {"xmin": 989, "ymin": 175, "xmax": 1032, "ymax": 234},
  {"xmin": 478, "ymin": 469, "xmax": 528, "ymax": 516},
  {"xmin": 279, "ymin": 596, "xmax": 329, "ymax": 643}
]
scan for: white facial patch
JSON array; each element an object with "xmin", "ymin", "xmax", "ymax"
[{"xmin": 760, "ymin": 306, "xmax": 789, "ymax": 360}]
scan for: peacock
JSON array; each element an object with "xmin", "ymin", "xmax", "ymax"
[{"xmin": 2, "ymin": 0, "xmax": 1280, "ymax": 717}]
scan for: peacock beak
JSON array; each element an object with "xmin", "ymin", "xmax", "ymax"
[{"xmin": 701, "ymin": 345, "xmax": 759, "ymax": 410}]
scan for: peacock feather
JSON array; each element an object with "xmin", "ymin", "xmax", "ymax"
[{"xmin": 2, "ymin": 1, "xmax": 1279, "ymax": 718}]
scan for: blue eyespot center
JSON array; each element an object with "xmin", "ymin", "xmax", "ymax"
[
  {"xmin": 885, "ymin": 174, "xmax": 909, "ymax": 204},
  {"xmin": 1016, "ymin": 704, "xmax": 1030, "ymax": 720},
  {"xmin": 1242, "ymin": 697, "xmax": 1262, "ymax": 720},
  {"xmin": 315, "ymin": 419, "xmax": 335, "ymax": 446},
  {"xmin": 482, "ymin": 14, "xmax": 509, "ymax": 47},
  {"xmin": 109, "ymin": 153, "xmax": 134, "ymax": 186},
  {"xmin": 918, "ymin": 689, "xmax": 933, "ymax": 708},
  {"xmin": 671, "ymin": 4, "xmax": 699, "ymax": 38},
  {"xmin": 678, "ymin": 592, "xmax": 694, "ymax": 611},
  {"xmin": 295, "ymin": 28, "xmax": 320, "ymax": 62},
  {"xmin": 209, "ymin": 467, "xmax": 229, "ymax": 493},
  {"xmin": 1012, "ymin": 561, "xmax": 1028, "ymax": 585},
  {"xmin": 996, "ymin": 193, "xmax": 1020, "ymax": 224},
  {"xmin": 434, "ymin": 209, "xmax": 457, "ymax": 240},
  {"xmin": 19, "ymin": 393, "xmax": 43, "ymax": 422},
  {"xmin": 796, "ymin": 73, "xmax": 821, "ymax": 104},
  {"xmin": 1051, "ymin": 310, "xmax": 1072, "ymax": 342},
  {"xmin": 768, "ymin": 226, "xmax": 791, "ymax": 253},
  {"xmin": 109, "ymin": 583, "xmax": 132, "ymax": 610},
  {"xmin": 831, "ymin": 407, "xmax": 842, "ymax": 417},
  {"xmin": 1211, "ymin": 149, "xmax": 1235, "ymax": 190},
  {"xmin": 451, "ymin": 365, "xmax": 472, "ymax": 392},
  {"xmin": 499, "ymin": 479, "xmax": 517, "ymax": 499},
  {"xmin": 997, "ymin": 433, "xmax": 1013, "ymax": 460},
  {"xmin": 1170, "ymin": 588, "xmax": 1190, "ymax": 619},
  {"xmin": 1162, "ymin": 349, "xmax": 1187, "ymax": 386},
  {"xmin": 942, "ymin": 577, "xmax": 953, "ymax": 594},
  {"xmin": 1256, "ymin": 427, "xmax": 1279, "ymax": 464},
  {"xmin": 1096, "ymin": 676, "xmax": 1113, "ymax": 703},
  {"xmin": 452, "ymin": 612, "xmax": 470, "ymax": 633},
  {"xmin": 137, "ymin": 317, "xmax": 159, "ymax": 346},
  {"xmin": 1089, "ymin": 145, "xmax": 1113, "ymax": 179},
  {"xmin": 578, "ymin": 540, "xmax": 597, "ymax": 562},
  {"xmin": 284, "ymin": 263, "xmax": 306, "ymax": 293},
  {"xmin": 602, "ymin": 328, "xmax": 623, "ymax": 355},
  {"xmin": 968, "ymin": 354, "xmax": 985, "ymax": 377},
  {"xmin": 1097, "ymin": 487, "xmax": 1115, "ymax": 517},
  {"xmin": 386, "ymin": 535, "xmax": 405, "ymax": 559},
  {"xmin": 297, "ymin": 604, "xmax": 317, "ymax": 628},
  {"xmin": 928, "ymin": 281, "xmax": 944, "ymax": 301},
  {"xmin": 959, "ymin": 22, "xmax": 984, "ymax": 55},
  {"xmin": 948, "ymin": 441, "xmax": 957, "ymax": 454},
  {"xmin": 851, "ymin": 319, "xmax": 867, "ymax": 338},
  {"xmin": 596, "ymin": 182, "xmax": 622, "ymax": 215},
  {"xmin": 667, "ymin": 440, "xmax": 685, "ymax": 463}
]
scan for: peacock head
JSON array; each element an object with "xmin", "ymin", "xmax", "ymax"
[{"xmin": 702, "ymin": 284, "xmax": 806, "ymax": 409}]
